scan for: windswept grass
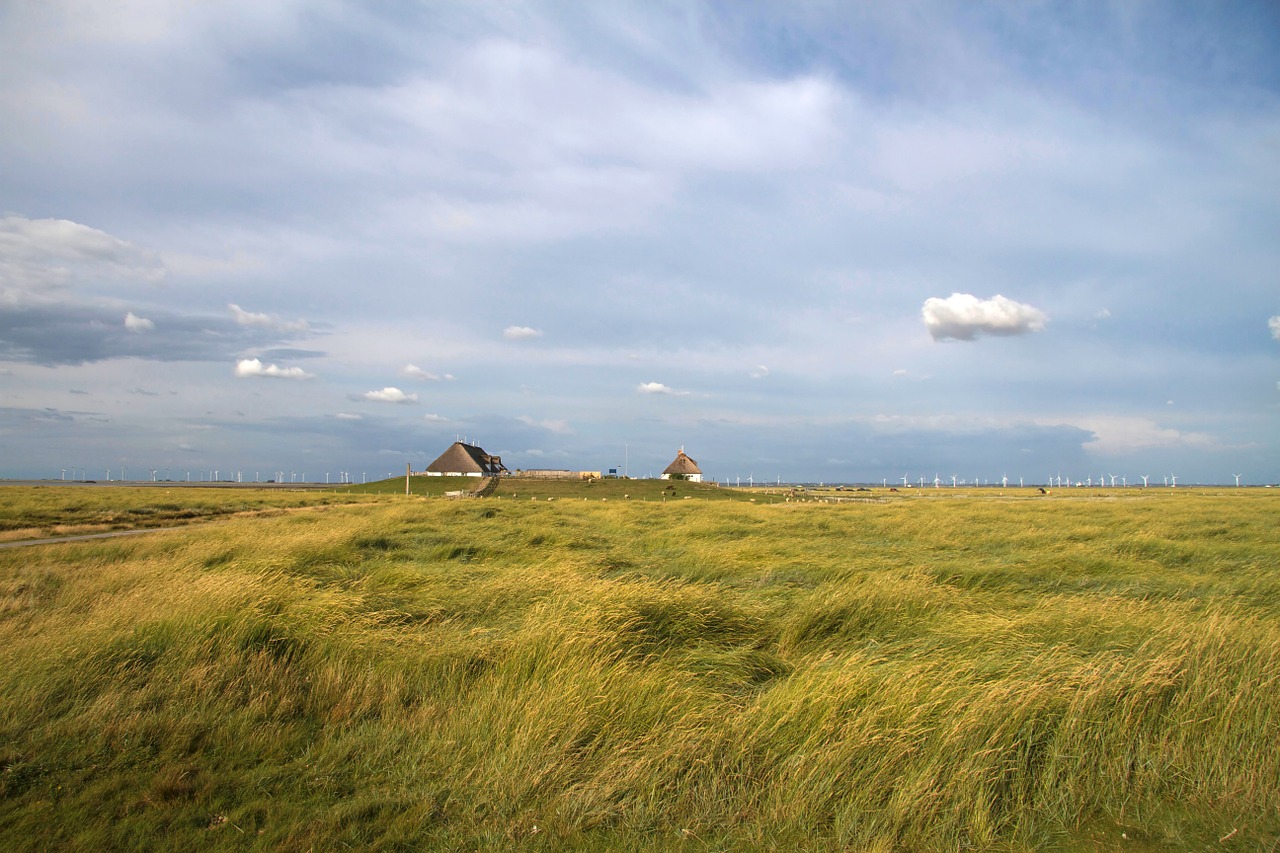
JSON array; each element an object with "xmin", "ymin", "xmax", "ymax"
[
  {"xmin": 1, "ymin": 489, "xmax": 1277, "ymax": 850},
  {"xmin": 0, "ymin": 485, "xmax": 390, "ymax": 541}
]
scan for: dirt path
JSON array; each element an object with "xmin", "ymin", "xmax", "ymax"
[{"xmin": 0, "ymin": 526, "xmax": 196, "ymax": 549}]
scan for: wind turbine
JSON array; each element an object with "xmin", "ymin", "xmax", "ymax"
[
  {"xmin": 1141, "ymin": 475, "xmax": 1149, "ymax": 487},
  {"xmin": 951, "ymin": 475, "xmax": 957, "ymax": 487},
  {"xmin": 1234, "ymin": 474, "xmax": 1243, "ymax": 487},
  {"xmin": 1001, "ymin": 474, "xmax": 1008, "ymax": 488},
  {"xmin": 901, "ymin": 475, "xmax": 909, "ymax": 487},
  {"xmin": 1108, "ymin": 474, "xmax": 1117, "ymax": 487},
  {"xmin": 1170, "ymin": 474, "xmax": 1177, "ymax": 488},
  {"xmin": 933, "ymin": 475, "xmax": 941, "ymax": 489}
]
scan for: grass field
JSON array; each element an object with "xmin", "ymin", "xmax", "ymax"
[
  {"xmin": 0, "ymin": 485, "xmax": 392, "ymax": 542},
  {"xmin": 1, "ymin": 485, "xmax": 1277, "ymax": 850}
]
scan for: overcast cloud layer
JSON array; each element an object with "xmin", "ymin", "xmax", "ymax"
[{"xmin": 2, "ymin": 1, "xmax": 1278, "ymax": 484}]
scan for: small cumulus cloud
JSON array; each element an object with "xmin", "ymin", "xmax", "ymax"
[
  {"xmin": 233, "ymin": 358, "xmax": 313, "ymax": 380},
  {"xmin": 1269, "ymin": 315, "xmax": 1280, "ymax": 341},
  {"xmin": 750, "ymin": 365, "xmax": 769, "ymax": 379},
  {"xmin": 503, "ymin": 325, "xmax": 543, "ymax": 340},
  {"xmin": 229, "ymin": 303, "xmax": 309, "ymax": 333},
  {"xmin": 401, "ymin": 364, "xmax": 453, "ymax": 381},
  {"xmin": 124, "ymin": 312, "xmax": 154, "ymax": 332},
  {"xmin": 423, "ymin": 413, "xmax": 448, "ymax": 422},
  {"xmin": 335, "ymin": 412, "xmax": 363, "ymax": 420},
  {"xmin": 637, "ymin": 381, "xmax": 689, "ymax": 396},
  {"xmin": 362, "ymin": 387, "xmax": 417, "ymax": 403},
  {"xmin": 922, "ymin": 293, "xmax": 1047, "ymax": 342}
]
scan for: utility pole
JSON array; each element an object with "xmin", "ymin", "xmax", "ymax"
[{"xmin": 405, "ymin": 462, "xmax": 411, "ymax": 496}]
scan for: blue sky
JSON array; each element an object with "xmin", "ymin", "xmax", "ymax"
[{"xmin": 2, "ymin": 1, "xmax": 1277, "ymax": 484}]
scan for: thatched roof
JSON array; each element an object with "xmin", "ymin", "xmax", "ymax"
[
  {"xmin": 426, "ymin": 442, "xmax": 507, "ymax": 475},
  {"xmin": 662, "ymin": 449, "xmax": 701, "ymax": 476}
]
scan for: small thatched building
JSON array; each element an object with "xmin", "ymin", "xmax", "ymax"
[
  {"xmin": 425, "ymin": 442, "xmax": 507, "ymax": 477},
  {"xmin": 661, "ymin": 448, "xmax": 702, "ymax": 482}
]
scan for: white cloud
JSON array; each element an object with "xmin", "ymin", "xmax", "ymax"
[
  {"xmin": 922, "ymin": 293, "xmax": 1048, "ymax": 342},
  {"xmin": 1269, "ymin": 315, "xmax": 1280, "ymax": 341},
  {"xmin": 124, "ymin": 312, "xmax": 154, "ymax": 332},
  {"xmin": 233, "ymin": 358, "xmax": 313, "ymax": 380},
  {"xmin": 637, "ymin": 381, "xmax": 688, "ymax": 396},
  {"xmin": 1, "ymin": 215, "xmax": 165, "ymax": 304},
  {"xmin": 503, "ymin": 325, "xmax": 543, "ymax": 340},
  {"xmin": 401, "ymin": 363, "xmax": 452, "ymax": 381},
  {"xmin": 1042, "ymin": 416, "xmax": 1220, "ymax": 454},
  {"xmin": 750, "ymin": 365, "xmax": 769, "ymax": 379},
  {"xmin": 517, "ymin": 415, "xmax": 572, "ymax": 434},
  {"xmin": 335, "ymin": 412, "xmax": 363, "ymax": 420},
  {"xmin": 229, "ymin": 303, "xmax": 308, "ymax": 333},
  {"xmin": 363, "ymin": 387, "xmax": 417, "ymax": 403},
  {"xmin": 423, "ymin": 413, "xmax": 448, "ymax": 422}
]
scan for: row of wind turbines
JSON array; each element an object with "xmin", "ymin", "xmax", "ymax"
[
  {"xmin": 57, "ymin": 468, "xmax": 372, "ymax": 484},
  {"xmin": 885, "ymin": 472, "xmax": 1249, "ymax": 488}
]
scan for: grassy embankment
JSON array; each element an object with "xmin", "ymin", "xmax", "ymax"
[{"xmin": 1, "ymin": 486, "xmax": 1277, "ymax": 850}]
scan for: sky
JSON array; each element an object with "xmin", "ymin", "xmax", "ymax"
[{"xmin": 2, "ymin": 1, "xmax": 1278, "ymax": 485}]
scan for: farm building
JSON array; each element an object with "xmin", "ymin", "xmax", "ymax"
[
  {"xmin": 515, "ymin": 470, "xmax": 602, "ymax": 480},
  {"xmin": 424, "ymin": 442, "xmax": 507, "ymax": 477},
  {"xmin": 661, "ymin": 449, "xmax": 702, "ymax": 482}
]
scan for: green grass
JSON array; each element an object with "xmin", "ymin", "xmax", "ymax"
[
  {"xmin": 341, "ymin": 475, "xmax": 489, "ymax": 497},
  {"xmin": 488, "ymin": 476, "xmax": 785, "ymax": 502},
  {"xmin": 1, "ymin": 488, "xmax": 1277, "ymax": 850}
]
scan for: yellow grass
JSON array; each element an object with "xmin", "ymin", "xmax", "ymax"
[{"xmin": 1, "ymin": 486, "xmax": 1277, "ymax": 850}]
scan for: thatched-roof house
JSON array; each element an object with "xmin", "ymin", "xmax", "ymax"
[
  {"xmin": 661, "ymin": 449, "xmax": 702, "ymax": 482},
  {"xmin": 425, "ymin": 442, "xmax": 507, "ymax": 477}
]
